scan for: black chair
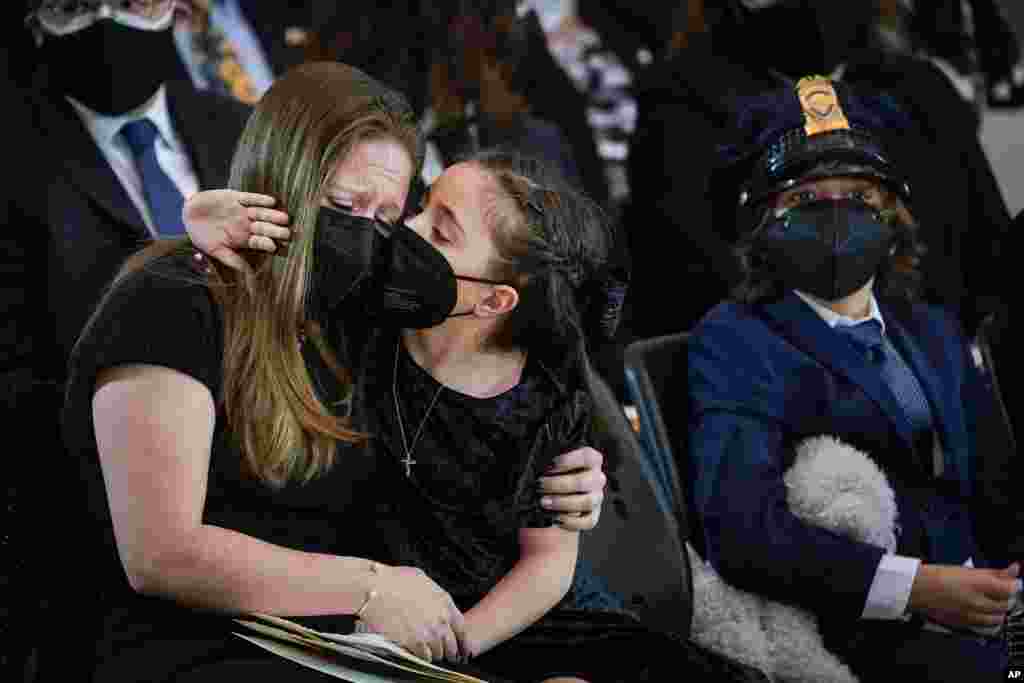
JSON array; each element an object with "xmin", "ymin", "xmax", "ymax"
[
  {"xmin": 1007, "ymin": 606, "xmax": 1023, "ymax": 670},
  {"xmin": 580, "ymin": 366, "xmax": 693, "ymax": 638},
  {"xmin": 620, "ymin": 336, "xmax": 774, "ymax": 681},
  {"xmin": 2, "ymin": 481, "xmax": 35, "ymax": 683},
  {"xmin": 622, "ymin": 333, "xmax": 696, "ymax": 553},
  {"xmin": 971, "ymin": 310, "xmax": 1024, "ymax": 565},
  {"xmin": 974, "ymin": 312, "xmax": 1015, "ymax": 453},
  {"xmin": 582, "ymin": 369, "xmax": 771, "ymax": 682}
]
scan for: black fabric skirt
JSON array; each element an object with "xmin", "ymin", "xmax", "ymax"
[
  {"xmin": 92, "ymin": 603, "xmax": 765, "ymax": 683},
  {"xmin": 461, "ymin": 607, "xmax": 766, "ymax": 682}
]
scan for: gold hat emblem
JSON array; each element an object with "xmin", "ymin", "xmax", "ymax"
[{"xmin": 796, "ymin": 76, "xmax": 851, "ymax": 136}]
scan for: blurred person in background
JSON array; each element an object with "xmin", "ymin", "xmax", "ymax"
[
  {"xmin": 303, "ymin": 1, "xmax": 431, "ymax": 115},
  {"xmin": 172, "ymin": 0, "xmax": 316, "ymax": 104},
  {"xmin": 533, "ymin": 0, "xmax": 638, "ymax": 211},
  {"xmin": 417, "ymin": 2, "xmax": 586, "ymax": 194}
]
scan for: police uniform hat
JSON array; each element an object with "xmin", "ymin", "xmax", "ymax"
[{"xmin": 710, "ymin": 76, "xmax": 915, "ymax": 235}]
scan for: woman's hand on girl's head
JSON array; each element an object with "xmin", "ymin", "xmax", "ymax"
[
  {"xmin": 538, "ymin": 447, "xmax": 607, "ymax": 532},
  {"xmin": 182, "ymin": 189, "xmax": 291, "ymax": 274}
]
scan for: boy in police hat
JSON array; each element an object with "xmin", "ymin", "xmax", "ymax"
[{"xmin": 687, "ymin": 74, "xmax": 1021, "ymax": 681}]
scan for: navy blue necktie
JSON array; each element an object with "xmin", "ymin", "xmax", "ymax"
[
  {"xmin": 120, "ymin": 118, "xmax": 187, "ymax": 235},
  {"xmin": 837, "ymin": 319, "xmax": 934, "ymax": 434}
]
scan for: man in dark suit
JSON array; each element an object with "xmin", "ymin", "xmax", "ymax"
[
  {"xmin": 7, "ymin": 0, "xmax": 251, "ymax": 419},
  {"xmin": 3, "ymin": 3, "xmax": 250, "ymax": 677},
  {"xmin": 623, "ymin": 0, "xmax": 1010, "ymax": 341},
  {"xmin": 687, "ymin": 74, "xmax": 1021, "ymax": 682}
]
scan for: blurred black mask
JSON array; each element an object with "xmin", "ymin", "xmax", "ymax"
[
  {"xmin": 738, "ymin": 0, "xmax": 875, "ymax": 76},
  {"xmin": 755, "ymin": 199, "xmax": 895, "ymax": 301},
  {"xmin": 41, "ymin": 19, "xmax": 179, "ymax": 114}
]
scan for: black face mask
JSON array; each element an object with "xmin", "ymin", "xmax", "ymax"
[
  {"xmin": 310, "ymin": 208, "xmax": 511, "ymax": 329},
  {"xmin": 41, "ymin": 20, "xmax": 180, "ymax": 115},
  {"xmin": 308, "ymin": 207, "xmax": 383, "ymax": 325},
  {"xmin": 755, "ymin": 199, "xmax": 895, "ymax": 301},
  {"xmin": 362, "ymin": 223, "xmax": 511, "ymax": 329}
]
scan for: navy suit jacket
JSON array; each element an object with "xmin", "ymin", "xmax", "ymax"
[{"xmin": 687, "ymin": 292, "xmax": 1020, "ymax": 625}]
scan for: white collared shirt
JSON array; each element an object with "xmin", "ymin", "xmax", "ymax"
[
  {"xmin": 68, "ymin": 86, "xmax": 200, "ymax": 237},
  {"xmin": 794, "ymin": 288, "xmax": 887, "ymax": 335},
  {"xmin": 794, "ymin": 288, "xmax": 921, "ymax": 622}
]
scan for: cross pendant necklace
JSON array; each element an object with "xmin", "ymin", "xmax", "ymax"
[{"xmin": 392, "ymin": 338, "xmax": 444, "ymax": 479}]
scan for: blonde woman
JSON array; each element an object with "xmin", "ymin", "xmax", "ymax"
[{"xmin": 62, "ymin": 62, "xmax": 608, "ymax": 682}]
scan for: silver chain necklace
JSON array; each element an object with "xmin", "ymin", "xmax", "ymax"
[{"xmin": 392, "ymin": 337, "xmax": 444, "ymax": 478}]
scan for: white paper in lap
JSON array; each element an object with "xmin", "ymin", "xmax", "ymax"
[{"xmin": 233, "ymin": 633, "xmax": 409, "ymax": 683}]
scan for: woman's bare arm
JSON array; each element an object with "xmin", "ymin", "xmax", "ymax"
[
  {"xmin": 92, "ymin": 363, "xmax": 375, "ymax": 614},
  {"xmin": 93, "ymin": 363, "xmax": 469, "ymax": 661}
]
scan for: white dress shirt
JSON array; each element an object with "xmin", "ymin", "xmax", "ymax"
[
  {"xmin": 173, "ymin": 0, "xmax": 275, "ymax": 98},
  {"xmin": 794, "ymin": 288, "xmax": 921, "ymax": 621},
  {"xmin": 68, "ymin": 86, "xmax": 199, "ymax": 237},
  {"xmin": 797, "ymin": 289, "xmax": 1024, "ymax": 632}
]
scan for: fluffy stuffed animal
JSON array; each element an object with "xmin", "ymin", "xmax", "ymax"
[{"xmin": 689, "ymin": 435, "xmax": 899, "ymax": 683}]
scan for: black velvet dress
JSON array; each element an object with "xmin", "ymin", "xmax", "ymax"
[{"xmin": 358, "ymin": 329, "xmax": 765, "ymax": 682}]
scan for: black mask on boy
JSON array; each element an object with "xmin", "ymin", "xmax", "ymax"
[{"xmin": 754, "ymin": 199, "xmax": 895, "ymax": 301}]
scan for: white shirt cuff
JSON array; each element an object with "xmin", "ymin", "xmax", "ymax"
[{"xmin": 861, "ymin": 554, "xmax": 920, "ymax": 620}]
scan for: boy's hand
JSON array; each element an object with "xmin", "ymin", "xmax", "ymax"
[{"xmin": 910, "ymin": 562, "xmax": 1020, "ymax": 629}]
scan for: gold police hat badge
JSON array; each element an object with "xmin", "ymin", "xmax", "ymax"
[{"xmin": 796, "ymin": 75, "xmax": 851, "ymax": 137}]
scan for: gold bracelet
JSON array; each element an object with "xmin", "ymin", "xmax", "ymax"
[
  {"xmin": 355, "ymin": 561, "xmax": 380, "ymax": 618},
  {"xmin": 355, "ymin": 589, "xmax": 377, "ymax": 618}
]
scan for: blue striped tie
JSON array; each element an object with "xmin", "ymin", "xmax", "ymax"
[
  {"xmin": 837, "ymin": 319, "xmax": 934, "ymax": 434},
  {"xmin": 121, "ymin": 118, "xmax": 187, "ymax": 235}
]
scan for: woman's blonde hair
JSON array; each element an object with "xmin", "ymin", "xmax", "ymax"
[{"xmin": 103, "ymin": 62, "xmax": 421, "ymax": 487}]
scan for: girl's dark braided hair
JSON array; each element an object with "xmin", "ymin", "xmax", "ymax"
[{"xmin": 465, "ymin": 148, "xmax": 628, "ymax": 369}]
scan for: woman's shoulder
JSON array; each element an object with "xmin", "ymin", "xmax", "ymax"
[
  {"xmin": 110, "ymin": 250, "xmax": 219, "ymax": 307},
  {"xmin": 68, "ymin": 250, "xmax": 224, "ymax": 398},
  {"xmin": 91, "ymin": 252, "xmax": 220, "ymax": 344}
]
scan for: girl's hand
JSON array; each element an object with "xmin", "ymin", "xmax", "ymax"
[
  {"xmin": 359, "ymin": 565, "xmax": 469, "ymax": 664},
  {"xmin": 183, "ymin": 190, "xmax": 291, "ymax": 274},
  {"xmin": 538, "ymin": 447, "xmax": 607, "ymax": 532}
]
